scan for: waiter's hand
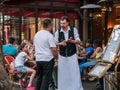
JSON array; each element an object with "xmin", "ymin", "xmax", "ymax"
[
  {"xmin": 67, "ymin": 37, "xmax": 80, "ymax": 44},
  {"xmin": 57, "ymin": 40, "xmax": 67, "ymax": 46},
  {"xmin": 67, "ymin": 37, "xmax": 73, "ymax": 43}
]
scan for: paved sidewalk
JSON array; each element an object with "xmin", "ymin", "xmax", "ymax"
[{"xmin": 14, "ymin": 79, "xmax": 97, "ymax": 90}]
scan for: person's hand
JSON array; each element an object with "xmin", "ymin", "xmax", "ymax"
[
  {"xmin": 54, "ymin": 59, "xmax": 58, "ymax": 67},
  {"xmin": 61, "ymin": 40, "xmax": 67, "ymax": 46},
  {"xmin": 67, "ymin": 37, "xmax": 73, "ymax": 43},
  {"xmin": 57, "ymin": 40, "xmax": 67, "ymax": 46}
]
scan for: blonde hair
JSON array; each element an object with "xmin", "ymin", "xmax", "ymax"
[
  {"xmin": 21, "ymin": 39, "xmax": 27, "ymax": 44},
  {"xmin": 16, "ymin": 42, "xmax": 27, "ymax": 55}
]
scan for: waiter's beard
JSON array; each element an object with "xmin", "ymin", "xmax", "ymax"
[{"xmin": 61, "ymin": 26, "xmax": 65, "ymax": 30}]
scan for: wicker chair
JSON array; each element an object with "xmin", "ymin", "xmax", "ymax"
[{"xmin": 4, "ymin": 55, "xmax": 25, "ymax": 90}]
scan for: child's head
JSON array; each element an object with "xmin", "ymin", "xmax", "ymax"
[
  {"xmin": 22, "ymin": 40, "xmax": 33, "ymax": 47},
  {"xmin": 17, "ymin": 42, "xmax": 28, "ymax": 55},
  {"xmin": 93, "ymin": 39, "xmax": 102, "ymax": 48},
  {"xmin": 27, "ymin": 40, "xmax": 33, "ymax": 46},
  {"xmin": 8, "ymin": 37, "xmax": 16, "ymax": 45},
  {"xmin": 85, "ymin": 39, "xmax": 93, "ymax": 47}
]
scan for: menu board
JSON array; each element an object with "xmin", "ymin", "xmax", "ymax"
[
  {"xmin": 88, "ymin": 63, "xmax": 112, "ymax": 78},
  {"xmin": 89, "ymin": 25, "xmax": 120, "ymax": 78},
  {"xmin": 102, "ymin": 25, "xmax": 120, "ymax": 63}
]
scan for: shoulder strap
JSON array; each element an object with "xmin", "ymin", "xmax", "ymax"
[
  {"xmin": 69, "ymin": 26, "xmax": 75, "ymax": 39},
  {"xmin": 58, "ymin": 26, "xmax": 75, "ymax": 41},
  {"xmin": 58, "ymin": 27, "xmax": 65, "ymax": 42},
  {"xmin": 58, "ymin": 28, "xmax": 61, "ymax": 42}
]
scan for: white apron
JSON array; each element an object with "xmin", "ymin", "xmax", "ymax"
[{"xmin": 58, "ymin": 54, "xmax": 83, "ymax": 90}]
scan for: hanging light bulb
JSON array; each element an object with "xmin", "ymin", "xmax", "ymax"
[{"xmin": 101, "ymin": 6, "xmax": 107, "ymax": 12}]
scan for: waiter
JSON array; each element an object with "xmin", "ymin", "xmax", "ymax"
[{"xmin": 54, "ymin": 16, "xmax": 83, "ymax": 90}]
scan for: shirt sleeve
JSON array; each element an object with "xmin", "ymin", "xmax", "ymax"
[
  {"xmin": 21, "ymin": 52, "xmax": 27, "ymax": 57},
  {"xmin": 87, "ymin": 48, "xmax": 94, "ymax": 52},
  {"xmin": 54, "ymin": 30, "xmax": 59, "ymax": 43},
  {"xmin": 48, "ymin": 34, "xmax": 56, "ymax": 48},
  {"xmin": 74, "ymin": 27, "xmax": 80, "ymax": 41}
]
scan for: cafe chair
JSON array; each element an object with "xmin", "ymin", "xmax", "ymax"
[{"xmin": 4, "ymin": 55, "xmax": 25, "ymax": 90}]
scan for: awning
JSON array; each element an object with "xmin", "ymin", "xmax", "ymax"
[
  {"xmin": 3, "ymin": 9, "xmax": 78, "ymax": 19},
  {"xmin": 2, "ymin": 0, "xmax": 80, "ymax": 19},
  {"xmin": 2, "ymin": 0, "xmax": 80, "ymax": 5}
]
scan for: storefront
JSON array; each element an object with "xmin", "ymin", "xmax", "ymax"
[
  {"xmin": 0, "ymin": 0, "xmax": 120, "ymax": 46},
  {"xmin": 0, "ymin": 0, "xmax": 83, "ymax": 43}
]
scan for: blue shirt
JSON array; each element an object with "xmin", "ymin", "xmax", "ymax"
[
  {"xmin": 2, "ymin": 44, "xmax": 17, "ymax": 56},
  {"xmin": 80, "ymin": 47, "xmax": 94, "ymax": 62},
  {"xmin": 85, "ymin": 47, "xmax": 94, "ymax": 59}
]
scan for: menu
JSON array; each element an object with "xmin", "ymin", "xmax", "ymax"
[{"xmin": 102, "ymin": 25, "xmax": 120, "ymax": 63}]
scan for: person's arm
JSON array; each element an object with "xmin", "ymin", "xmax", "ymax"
[
  {"xmin": 24, "ymin": 54, "xmax": 34, "ymax": 61},
  {"xmin": 80, "ymin": 52, "xmax": 91, "ymax": 57},
  {"xmin": 90, "ymin": 47, "xmax": 102, "ymax": 59},
  {"xmin": 51, "ymin": 47, "xmax": 58, "ymax": 60},
  {"xmin": 67, "ymin": 37, "xmax": 80, "ymax": 44},
  {"xmin": 49, "ymin": 34, "xmax": 58, "ymax": 59},
  {"xmin": 57, "ymin": 40, "xmax": 67, "ymax": 46}
]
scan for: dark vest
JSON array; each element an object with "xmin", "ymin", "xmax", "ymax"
[{"xmin": 58, "ymin": 26, "xmax": 76, "ymax": 57}]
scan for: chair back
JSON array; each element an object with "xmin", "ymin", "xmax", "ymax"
[
  {"xmin": 4, "ymin": 55, "xmax": 15, "ymax": 65},
  {"xmin": 4, "ymin": 55, "xmax": 23, "ymax": 90}
]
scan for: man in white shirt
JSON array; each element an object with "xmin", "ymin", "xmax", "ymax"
[
  {"xmin": 54, "ymin": 16, "xmax": 83, "ymax": 90},
  {"xmin": 34, "ymin": 19, "xmax": 58, "ymax": 90}
]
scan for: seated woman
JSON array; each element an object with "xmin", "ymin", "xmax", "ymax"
[
  {"xmin": 78, "ymin": 39, "xmax": 94, "ymax": 63},
  {"xmin": 79, "ymin": 39, "xmax": 103, "ymax": 80},
  {"xmin": 2, "ymin": 37, "xmax": 17, "ymax": 57}
]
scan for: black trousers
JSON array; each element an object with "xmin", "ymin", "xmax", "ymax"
[{"xmin": 36, "ymin": 58, "xmax": 54, "ymax": 90}]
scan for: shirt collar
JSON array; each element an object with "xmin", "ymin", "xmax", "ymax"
[{"xmin": 60, "ymin": 26, "xmax": 71, "ymax": 32}]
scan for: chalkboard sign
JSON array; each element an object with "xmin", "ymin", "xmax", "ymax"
[{"xmin": 102, "ymin": 25, "xmax": 120, "ymax": 63}]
